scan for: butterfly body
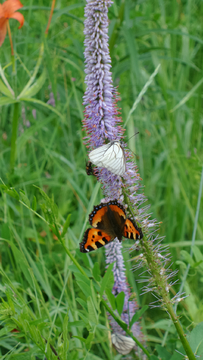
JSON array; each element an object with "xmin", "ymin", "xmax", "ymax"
[
  {"xmin": 85, "ymin": 161, "xmax": 94, "ymax": 176},
  {"xmin": 80, "ymin": 200, "xmax": 143, "ymax": 253},
  {"xmin": 88, "ymin": 141, "xmax": 126, "ymax": 176}
]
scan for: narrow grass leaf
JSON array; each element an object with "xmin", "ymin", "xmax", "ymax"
[
  {"xmin": 100, "ymin": 262, "xmax": 114, "ymax": 296},
  {"xmin": 0, "ymin": 79, "xmax": 14, "ymax": 98},
  {"xmin": 10, "ymin": 243, "xmax": 33, "ymax": 285},
  {"xmin": 61, "ymin": 214, "xmax": 71, "ymax": 237},
  {"xmin": 90, "ymin": 281, "xmax": 99, "ymax": 311},
  {"xmin": 87, "ymin": 296, "xmax": 98, "ymax": 325},
  {"xmin": 18, "ymin": 69, "xmax": 47, "ymax": 99},
  {"xmin": 32, "ymin": 196, "xmax": 37, "ymax": 211},
  {"xmin": 0, "ymin": 65, "xmax": 14, "ymax": 96},
  {"xmin": 17, "ymin": 43, "xmax": 44, "ymax": 98},
  {"xmin": 19, "ymin": 190, "xmax": 30, "ymax": 207},
  {"xmin": 170, "ymin": 76, "xmax": 203, "ymax": 112},
  {"xmin": 20, "ymin": 97, "xmax": 64, "ymax": 119},
  {"xmin": 62, "ymin": 314, "xmax": 69, "ymax": 355},
  {"xmin": 92, "ymin": 262, "xmax": 101, "ymax": 281},
  {"xmin": 0, "ymin": 97, "xmax": 17, "ymax": 105}
]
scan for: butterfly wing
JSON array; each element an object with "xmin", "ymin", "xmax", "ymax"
[
  {"xmin": 80, "ymin": 228, "xmax": 112, "ymax": 252},
  {"xmin": 89, "ymin": 200, "xmax": 126, "ymax": 241},
  {"xmin": 89, "ymin": 141, "xmax": 126, "ymax": 176},
  {"xmin": 111, "ymin": 333, "xmax": 135, "ymax": 355},
  {"xmin": 123, "ymin": 218, "xmax": 143, "ymax": 240}
]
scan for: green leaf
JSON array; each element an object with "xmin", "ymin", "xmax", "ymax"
[
  {"xmin": 155, "ymin": 345, "xmax": 171, "ymax": 360},
  {"xmin": 149, "ymin": 355, "xmax": 161, "ymax": 360},
  {"xmin": 77, "ymin": 281, "xmax": 91, "ymax": 298},
  {"xmin": 90, "ymin": 281, "xmax": 99, "ymax": 311},
  {"xmin": 0, "ymin": 97, "xmax": 17, "ymax": 106},
  {"xmin": 62, "ymin": 314, "xmax": 69, "ymax": 354},
  {"xmin": 192, "ymin": 246, "xmax": 203, "ymax": 269},
  {"xmin": 73, "ymin": 336, "xmax": 87, "ymax": 344},
  {"xmin": 10, "ymin": 243, "xmax": 33, "ymax": 285},
  {"xmin": 188, "ymin": 322, "xmax": 203, "ymax": 355},
  {"xmin": 68, "ymin": 320, "xmax": 86, "ymax": 328},
  {"xmin": 5, "ymin": 188, "xmax": 19, "ymax": 200},
  {"xmin": 86, "ymin": 332, "xmax": 95, "ymax": 349},
  {"xmin": 0, "ymin": 79, "xmax": 14, "ymax": 98},
  {"xmin": 129, "ymin": 305, "xmax": 148, "ymax": 328},
  {"xmin": 61, "ymin": 214, "xmax": 71, "ymax": 237},
  {"xmin": 100, "ymin": 262, "xmax": 114, "ymax": 296},
  {"xmin": 180, "ymin": 250, "xmax": 194, "ymax": 266},
  {"xmin": 76, "ymin": 298, "xmax": 88, "ymax": 311},
  {"xmin": 105, "ymin": 289, "xmax": 116, "ymax": 310},
  {"xmin": 35, "ymin": 186, "xmax": 58, "ymax": 223},
  {"xmin": 18, "ymin": 69, "xmax": 47, "ymax": 99},
  {"xmin": 19, "ymin": 190, "xmax": 30, "ymax": 207},
  {"xmin": 116, "ymin": 291, "xmax": 125, "ymax": 316},
  {"xmin": 32, "ymin": 195, "xmax": 37, "ymax": 211},
  {"xmin": 20, "ymin": 97, "xmax": 64, "ymax": 119},
  {"xmin": 92, "ymin": 262, "xmax": 101, "ymax": 281},
  {"xmin": 87, "ymin": 296, "xmax": 98, "ymax": 325}
]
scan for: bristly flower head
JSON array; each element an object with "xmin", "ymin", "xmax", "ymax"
[{"xmin": 83, "ymin": 0, "xmax": 123, "ymax": 149}]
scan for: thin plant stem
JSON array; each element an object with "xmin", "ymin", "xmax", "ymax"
[
  {"xmin": 141, "ymin": 233, "xmax": 196, "ymax": 360},
  {"xmin": 166, "ymin": 304, "xmax": 196, "ymax": 360},
  {"xmin": 45, "ymin": 0, "xmax": 56, "ymax": 35},
  {"xmin": 7, "ymin": 21, "xmax": 15, "ymax": 73},
  {"xmin": 162, "ymin": 166, "xmax": 203, "ymax": 347},
  {"xmin": 10, "ymin": 102, "xmax": 19, "ymax": 173}
]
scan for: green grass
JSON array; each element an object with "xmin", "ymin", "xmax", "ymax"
[{"xmin": 0, "ymin": 0, "xmax": 203, "ymax": 359}]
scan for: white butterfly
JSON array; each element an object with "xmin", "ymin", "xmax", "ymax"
[
  {"xmin": 88, "ymin": 141, "xmax": 126, "ymax": 176},
  {"xmin": 111, "ymin": 333, "xmax": 135, "ymax": 355}
]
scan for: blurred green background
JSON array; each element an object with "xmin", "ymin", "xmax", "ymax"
[{"xmin": 0, "ymin": 0, "xmax": 203, "ymax": 358}]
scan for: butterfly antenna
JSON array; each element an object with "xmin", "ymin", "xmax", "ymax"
[
  {"xmin": 126, "ymin": 131, "xmax": 139, "ymax": 142},
  {"xmin": 125, "ymin": 132, "xmax": 139, "ymax": 159}
]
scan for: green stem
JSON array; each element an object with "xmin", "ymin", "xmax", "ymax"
[
  {"xmin": 167, "ymin": 304, "xmax": 196, "ymax": 360},
  {"xmin": 101, "ymin": 299, "xmax": 150, "ymax": 357},
  {"xmin": 141, "ymin": 233, "xmax": 195, "ymax": 360},
  {"xmin": 10, "ymin": 102, "xmax": 19, "ymax": 173}
]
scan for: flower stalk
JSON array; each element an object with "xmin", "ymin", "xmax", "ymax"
[
  {"xmin": 10, "ymin": 102, "xmax": 19, "ymax": 173},
  {"xmin": 45, "ymin": 0, "xmax": 56, "ymax": 35},
  {"xmin": 82, "ymin": 0, "xmax": 196, "ymax": 358}
]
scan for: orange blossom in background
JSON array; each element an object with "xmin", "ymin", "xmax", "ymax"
[{"xmin": 0, "ymin": 0, "xmax": 24, "ymax": 49}]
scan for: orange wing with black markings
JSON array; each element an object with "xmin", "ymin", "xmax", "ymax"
[
  {"xmin": 123, "ymin": 219, "xmax": 143, "ymax": 240},
  {"xmin": 80, "ymin": 199, "xmax": 143, "ymax": 253},
  {"xmin": 80, "ymin": 228, "xmax": 112, "ymax": 253}
]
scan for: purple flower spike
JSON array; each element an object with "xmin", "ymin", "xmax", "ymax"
[
  {"xmin": 83, "ymin": 0, "xmax": 146, "ymax": 355},
  {"xmin": 106, "ymin": 240, "xmax": 145, "ymax": 355},
  {"xmin": 83, "ymin": 0, "xmax": 123, "ymax": 148}
]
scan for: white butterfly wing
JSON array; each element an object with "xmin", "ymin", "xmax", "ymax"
[
  {"xmin": 89, "ymin": 142, "xmax": 126, "ymax": 176},
  {"xmin": 111, "ymin": 333, "xmax": 135, "ymax": 355},
  {"xmin": 89, "ymin": 143, "xmax": 112, "ymax": 167}
]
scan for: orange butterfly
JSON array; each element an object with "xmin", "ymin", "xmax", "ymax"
[{"xmin": 80, "ymin": 200, "xmax": 143, "ymax": 253}]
